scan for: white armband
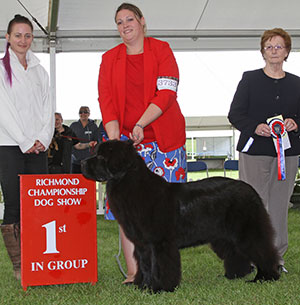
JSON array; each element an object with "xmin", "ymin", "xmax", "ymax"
[{"xmin": 157, "ymin": 77, "xmax": 178, "ymax": 92}]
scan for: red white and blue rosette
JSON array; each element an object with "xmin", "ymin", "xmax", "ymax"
[{"xmin": 268, "ymin": 118, "xmax": 286, "ymax": 181}]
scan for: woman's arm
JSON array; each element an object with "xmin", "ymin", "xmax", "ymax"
[
  {"xmin": 130, "ymin": 104, "xmax": 162, "ymax": 145},
  {"xmin": 146, "ymin": 42, "xmax": 179, "ymax": 113},
  {"xmin": 0, "ymin": 78, "xmax": 33, "ymax": 152},
  {"xmin": 228, "ymin": 72, "xmax": 263, "ymax": 137},
  {"xmin": 130, "ymin": 41, "xmax": 178, "ymax": 145},
  {"xmin": 98, "ymin": 53, "xmax": 119, "ymax": 128},
  {"xmin": 36, "ymin": 69, "xmax": 55, "ymax": 151},
  {"xmin": 105, "ymin": 120, "xmax": 120, "ymax": 140}
]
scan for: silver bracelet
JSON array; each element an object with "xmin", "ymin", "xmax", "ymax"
[{"xmin": 135, "ymin": 123, "xmax": 144, "ymax": 129}]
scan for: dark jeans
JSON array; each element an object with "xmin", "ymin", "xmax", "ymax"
[
  {"xmin": 71, "ymin": 163, "xmax": 82, "ymax": 174},
  {"xmin": 48, "ymin": 164, "xmax": 64, "ymax": 174},
  {"xmin": 0, "ymin": 146, "xmax": 48, "ymax": 224}
]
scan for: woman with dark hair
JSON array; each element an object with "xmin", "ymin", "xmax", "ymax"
[
  {"xmin": 98, "ymin": 3, "xmax": 186, "ymax": 284},
  {"xmin": 0, "ymin": 14, "xmax": 55, "ymax": 280},
  {"xmin": 48, "ymin": 112, "xmax": 97, "ymax": 173},
  {"xmin": 228, "ymin": 28, "xmax": 300, "ymax": 273}
]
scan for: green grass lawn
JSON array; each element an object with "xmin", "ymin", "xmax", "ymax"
[{"xmin": 0, "ymin": 208, "xmax": 300, "ymax": 305}]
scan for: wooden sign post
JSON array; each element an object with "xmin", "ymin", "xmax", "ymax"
[{"xmin": 20, "ymin": 174, "xmax": 97, "ymax": 290}]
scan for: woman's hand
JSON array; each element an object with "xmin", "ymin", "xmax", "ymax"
[
  {"xmin": 130, "ymin": 124, "xmax": 144, "ymax": 146},
  {"xmin": 25, "ymin": 140, "xmax": 45, "ymax": 154},
  {"xmin": 25, "ymin": 145, "xmax": 36, "ymax": 154},
  {"xmin": 284, "ymin": 118, "xmax": 298, "ymax": 132},
  {"xmin": 34, "ymin": 140, "xmax": 45, "ymax": 152},
  {"xmin": 255, "ymin": 123, "xmax": 271, "ymax": 137},
  {"xmin": 88, "ymin": 141, "xmax": 97, "ymax": 148},
  {"xmin": 129, "ymin": 103, "xmax": 162, "ymax": 146}
]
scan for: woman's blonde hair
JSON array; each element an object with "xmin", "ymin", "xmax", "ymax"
[{"xmin": 115, "ymin": 2, "xmax": 146, "ymax": 33}]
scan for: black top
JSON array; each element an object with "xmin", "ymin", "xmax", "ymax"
[
  {"xmin": 228, "ymin": 69, "xmax": 300, "ymax": 157},
  {"xmin": 70, "ymin": 119, "xmax": 99, "ymax": 164}
]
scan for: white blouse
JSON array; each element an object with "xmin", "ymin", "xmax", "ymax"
[{"xmin": 0, "ymin": 48, "xmax": 55, "ymax": 153}]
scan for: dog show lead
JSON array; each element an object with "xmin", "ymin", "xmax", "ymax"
[
  {"xmin": 0, "ymin": 15, "xmax": 55, "ymax": 280},
  {"xmin": 98, "ymin": 3, "xmax": 187, "ymax": 284}
]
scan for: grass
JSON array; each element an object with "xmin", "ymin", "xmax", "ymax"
[
  {"xmin": 0, "ymin": 171, "xmax": 299, "ymax": 305},
  {"xmin": 0, "ymin": 209, "xmax": 300, "ymax": 305}
]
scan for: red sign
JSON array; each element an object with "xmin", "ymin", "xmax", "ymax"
[{"xmin": 20, "ymin": 174, "xmax": 97, "ymax": 290}]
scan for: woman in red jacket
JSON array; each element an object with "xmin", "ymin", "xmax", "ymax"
[{"xmin": 98, "ymin": 3, "xmax": 186, "ymax": 284}]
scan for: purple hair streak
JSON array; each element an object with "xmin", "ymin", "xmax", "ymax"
[
  {"xmin": 2, "ymin": 15, "xmax": 33, "ymax": 87},
  {"xmin": 1, "ymin": 42, "xmax": 12, "ymax": 87}
]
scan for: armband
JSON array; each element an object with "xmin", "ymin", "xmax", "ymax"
[{"xmin": 157, "ymin": 76, "xmax": 178, "ymax": 92}]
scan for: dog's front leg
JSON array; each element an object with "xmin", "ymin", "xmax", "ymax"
[
  {"xmin": 148, "ymin": 240, "xmax": 181, "ymax": 293},
  {"xmin": 134, "ymin": 244, "xmax": 152, "ymax": 290}
]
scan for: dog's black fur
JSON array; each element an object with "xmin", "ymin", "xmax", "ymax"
[{"xmin": 82, "ymin": 140, "xmax": 280, "ymax": 292}]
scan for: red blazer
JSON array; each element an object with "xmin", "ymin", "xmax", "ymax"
[{"xmin": 98, "ymin": 37, "xmax": 186, "ymax": 153}]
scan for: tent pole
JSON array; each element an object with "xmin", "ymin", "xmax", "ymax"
[
  {"xmin": 232, "ymin": 126, "xmax": 236, "ymax": 159},
  {"xmin": 49, "ymin": 39, "xmax": 57, "ymax": 109}
]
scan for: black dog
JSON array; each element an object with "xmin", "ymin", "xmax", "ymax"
[{"xmin": 82, "ymin": 140, "xmax": 280, "ymax": 292}]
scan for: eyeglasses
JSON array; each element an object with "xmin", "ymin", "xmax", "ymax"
[
  {"xmin": 79, "ymin": 111, "xmax": 89, "ymax": 114},
  {"xmin": 263, "ymin": 45, "xmax": 285, "ymax": 51}
]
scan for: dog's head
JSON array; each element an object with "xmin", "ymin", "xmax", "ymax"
[{"xmin": 81, "ymin": 139, "xmax": 138, "ymax": 182}]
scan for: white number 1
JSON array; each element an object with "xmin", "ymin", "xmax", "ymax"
[{"xmin": 42, "ymin": 220, "xmax": 60, "ymax": 254}]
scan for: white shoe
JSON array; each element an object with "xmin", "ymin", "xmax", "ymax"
[{"xmin": 279, "ymin": 265, "xmax": 288, "ymax": 273}]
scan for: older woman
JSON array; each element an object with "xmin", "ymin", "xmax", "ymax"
[
  {"xmin": 98, "ymin": 3, "xmax": 186, "ymax": 284},
  {"xmin": 0, "ymin": 15, "xmax": 55, "ymax": 280},
  {"xmin": 228, "ymin": 28, "xmax": 300, "ymax": 272}
]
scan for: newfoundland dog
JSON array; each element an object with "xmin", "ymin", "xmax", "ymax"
[{"xmin": 81, "ymin": 140, "xmax": 280, "ymax": 292}]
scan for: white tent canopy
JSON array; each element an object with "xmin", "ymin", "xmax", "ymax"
[
  {"xmin": 1, "ymin": 0, "xmax": 300, "ymax": 53},
  {"xmin": 1, "ymin": 0, "xmax": 300, "ymax": 131}
]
